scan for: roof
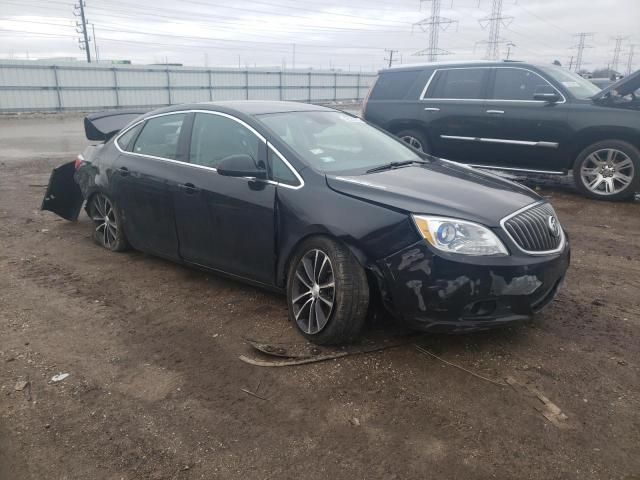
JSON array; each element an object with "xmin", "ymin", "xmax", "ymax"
[
  {"xmin": 174, "ymin": 100, "xmax": 334, "ymax": 116},
  {"xmin": 382, "ymin": 59, "xmax": 525, "ymax": 73}
]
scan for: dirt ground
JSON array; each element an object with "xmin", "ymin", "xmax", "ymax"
[{"xmin": 1, "ymin": 114, "xmax": 639, "ymax": 480}]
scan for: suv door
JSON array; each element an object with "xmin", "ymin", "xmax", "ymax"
[
  {"xmin": 111, "ymin": 113, "xmax": 187, "ymax": 259},
  {"xmin": 479, "ymin": 67, "xmax": 571, "ymax": 171},
  {"xmin": 173, "ymin": 111, "xmax": 277, "ymax": 284},
  {"xmin": 420, "ymin": 67, "xmax": 490, "ymax": 162}
]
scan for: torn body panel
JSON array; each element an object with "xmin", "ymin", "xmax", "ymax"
[
  {"xmin": 41, "ymin": 161, "xmax": 84, "ymax": 221},
  {"xmin": 379, "ymin": 239, "xmax": 570, "ymax": 332}
]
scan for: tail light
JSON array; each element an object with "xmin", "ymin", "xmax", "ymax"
[
  {"xmin": 361, "ymin": 75, "xmax": 378, "ymax": 116},
  {"xmin": 74, "ymin": 153, "xmax": 84, "ymax": 170}
]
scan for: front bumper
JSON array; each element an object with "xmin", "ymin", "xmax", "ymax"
[{"xmin": 378, "ymin": 237, "xmax": 570, "ymax": 332}]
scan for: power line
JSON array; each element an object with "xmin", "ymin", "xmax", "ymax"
[
  {"xmin": 413, "ymin": 0, "xmax": 457, "ymax": 62},
  {"xmin": 572, "ymin": 32, "xmax": 594, "ymax": 72},
  {"xmin": 73, "ymin": 0, "xmax": 91, "ymax": 62},
  {"xmin": 626, "ymin": 44, "xmax": 636, "ymax": 75},
  {"xmin": 478, "ymin": 0, "xmax": 513, "ymax": 60}
]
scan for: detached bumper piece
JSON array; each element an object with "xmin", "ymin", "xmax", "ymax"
[
  {"xmin": 41, "ymin": 161, "xmax": 84, "ymax": 221},
  {"xmin": 380, "ymin": 240, "xmax": 570, "ymax": 332}
]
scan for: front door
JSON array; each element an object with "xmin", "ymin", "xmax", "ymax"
[
  {"xmin": 173, "ymin": 112, "xmax": 276, "ymax": 285},
  {"xmin": 419, "ymin": 67, "xmax": 490, "ymax": 162},
  {"xmin": 478, "ymin": 67, "xmax": 570, "ymax": 171}
]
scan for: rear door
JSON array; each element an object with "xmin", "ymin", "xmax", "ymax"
[
  {"xmin": 419, "ymin": 67, "xmax": 491, "ymax": 162},
  {"xmin": 110, "ymin": 112, "xmax": 188, "ymax": 259},
  {"xmin": 479, "ymin": 67, "xmax": 570, "ymax": 171},
  {"xmin": 173, "ymin": 111, "xmax": 277, "ymax": 284}
]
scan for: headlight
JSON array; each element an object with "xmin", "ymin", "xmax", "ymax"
[{"xmin": 411, "ymin": 215, "xmax": 508, "ymax": 256}]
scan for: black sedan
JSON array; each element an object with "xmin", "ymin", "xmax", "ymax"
[{"xmin": 42, "ymin": 101, "xmax": 570, "ymax": 344}]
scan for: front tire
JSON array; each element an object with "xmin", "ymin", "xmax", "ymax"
[
  {"xmin": 396, "ymin": 129, "xmax": 430, "ymax": 153},
  {"xmin": 88, "ymin": 193, "xmax": 129, "ymax": 251},
  {"xmin": 286, "ymin": 237, "xmax": 369, "ymax": 345},
  {"xmin": 573, "ymin": 140, "xmax": 639, "ymax": 201}
]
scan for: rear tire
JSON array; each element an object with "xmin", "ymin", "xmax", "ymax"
[
  {"xmin": 88, "ymin": 193, "xmax": 129, "ymax": 251},
  {"xmin": 573, "ymin": 140, "xmax": 639, "ymax": 201},
  {"xmin": 286, "ymin": 237, "xmax": 369, "ymax": 345},
  {"xmin": 396, "ymin": 129, "xmax": 430, "ymax": 153}
]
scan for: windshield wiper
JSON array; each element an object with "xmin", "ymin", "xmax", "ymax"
[{"xmin": 366, "ymin": 159, "xmax": 428, "ymax": 174}]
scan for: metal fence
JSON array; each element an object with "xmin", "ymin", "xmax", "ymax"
[{"xmin": 0, "ymin": 61, "xmax": 377, "ymax": 113}]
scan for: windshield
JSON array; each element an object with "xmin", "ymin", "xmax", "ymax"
[
  {"xmin": 258, "ymin": 111, "xmax": 423, "ymax": 175},
  {"xmin": 538, "ymin": 66, "xmax": 601, "ymax": 99}
]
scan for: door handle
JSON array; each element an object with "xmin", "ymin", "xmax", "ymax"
[
  {"xmin": 486, "ymin": 109, "xmax": 505, "ymax": 114},
  {"xmin": 178, "ymin": 182, "xmax": 198, "ymax": 194},
  {"xmin": 424, "ymin": 107, "xmax": 440, "ymax": 112},
  {"xmin": 117, "ymin": 166, "xmax": 130, "ymax": 176}
]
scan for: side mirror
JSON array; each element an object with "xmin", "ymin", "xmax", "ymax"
[
  {"xmin": 217, "ymin": 154, "xmax": 266, "ymax": 179},
  {"xmin": 533, "ymin": 92, "xmax": 561, "ymax": 103}
]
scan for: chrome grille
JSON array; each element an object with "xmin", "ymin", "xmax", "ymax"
[{"xmin": 502, "ymin": 203, "xmax": 563, "ymax": 253}]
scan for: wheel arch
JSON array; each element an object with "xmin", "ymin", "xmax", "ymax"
[{"xmin": 569, "ymin": 127, "xmax": 640, "ymax": 169}]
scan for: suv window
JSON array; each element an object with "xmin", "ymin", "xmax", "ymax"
[
  {"xmin": 190, "ymin": 113, "xmax": 260, "ymax": 169},
  {"xmin": 370, "ymin": 71, "xmax": 421, "ymax": 100},
  {"xmin": 492, "ymin": 68, "xmax": 557, "ymax": 101},
  {"xmin": 268, "ymin": 148, "xmax": 299, "ymax": 186},
  {"xmin": 132, "ymin": 113, "xmax": 186, "ymax": 160},
  {"xmin": 426, "ymin": 68, "xmax": 488, "ymax": 99},
  {"xmin": 116, "ymin": 123, "xmax": 143, "ymax": 152}
]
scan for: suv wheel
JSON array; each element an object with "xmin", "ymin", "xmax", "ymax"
[
  {"xmin": 286, "ymin": 237, "xmax": 369, "ymax": 345},
  {"xmin": 573, "ymin": 140, "xmax": 639, "ymax": 201},
  {"xmin": 396, "ymin": 129, "xmax": 430, "ymax": 153}
]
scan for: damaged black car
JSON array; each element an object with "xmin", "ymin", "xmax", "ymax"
[{"xmin": 42, "ymin": 101, "xmax": 570, "ymax": 344}]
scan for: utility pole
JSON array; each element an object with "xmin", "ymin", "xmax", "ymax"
[
  {"xmin": 413, "ymin": 0, "xmax": 457, "ymax": 61},
  {"xmin": 626, "ymin": 44, "xmax": 636, "ymax": 75},
  {"xmin": 506, "ymin": 41, "xmax": 516, "ymax": 60},
  {"xmin": 384, "ymin": 49, "xmax": 399, "ymax": 68},
  {"xmin": 73, "ymin": 1, "xmax": 91, "ymax": 63},
  {"xmin": 572, "ymin": 32, "xmax": 594, "ymax": 73},
  {"xmin": 478, "ymin": 0, "xmax": 513, "ymax": 60},
  {"xmin": 611, "ymin": 36, "xmax": 628, "ymax": 73}
]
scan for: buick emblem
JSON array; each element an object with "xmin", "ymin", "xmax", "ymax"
[{"xmin": 547, "ymin": 216, "xmax": 560, "ymax": 238}]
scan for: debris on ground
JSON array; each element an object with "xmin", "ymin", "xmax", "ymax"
[
  {"xmin": 505, "ymin": 376, "xmax": 569, "ymax": 429},
  {"xmin": 239, "ymin": 338, "xmax": 411, "ymax": 367},
  {"xmin": 50, "ymin": 373, "xmax": 70, "ymax": 383},
  {"xmin": 14, "ymin": 380, "xmax": 29, "ymax": 391},
  {"xmin": 240, "ymin": 388, "xmax": 268, "ymax": 401}
]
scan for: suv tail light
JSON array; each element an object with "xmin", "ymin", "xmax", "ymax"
[{"xmin": 74, "ymin": 154, "xmax": 84, "ymax": 170}]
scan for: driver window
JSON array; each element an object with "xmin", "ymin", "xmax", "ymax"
[
  {"xmin": 189, "ymin": 113, "xmax": 260, "ymax": 169},
  {"xmin": 492, "ymin": 68, "xmax": 556, "ymax": 101}
]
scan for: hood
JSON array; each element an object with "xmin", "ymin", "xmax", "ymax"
[
  {"xmin": 326, "ymin": 160, "xmax": 540, "ymax": 227},
  {"xmin": 84, "ymin": 109, "xmax": 148, "ymax": 141},
  {"xmin": 592, "ymin": 70, "xmax": 640, "ymax": 100}
]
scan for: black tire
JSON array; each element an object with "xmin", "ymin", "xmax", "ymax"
[
  {"xmin": 286, "ymin": 236, "xmax": 369, "ymax": 345},
  {"xmin": 396, "ymin": 129, "xmax": 430, "ymax": 153},
  {"xmin": 88, "ymin": 193, "xmax": 129, "ymax": 252},
  {"xmin": 573, "ymin": 139, "xmax": 640, "ymax": 201}
]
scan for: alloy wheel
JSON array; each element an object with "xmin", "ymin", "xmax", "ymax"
[
  {"xmin": 400, "ymin": 135, "xmax": 424, "ymax": 152},
  {"xmin": 291, "ymin": 249, "xmax": 336, "ymax": 335},
  {"xmin": 580, "ymin": 148, "xmax": 635, "ymax": 196},
  {"xmin": 91, "ymin": 194, "xmax": 118, "ymax": 248}
]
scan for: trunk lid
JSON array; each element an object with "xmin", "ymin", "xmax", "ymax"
[{"xmin": 84, "ymin": 108, "xmax": 147, "ymax": 141}]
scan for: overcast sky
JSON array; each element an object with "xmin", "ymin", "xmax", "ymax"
[{"xmin": 1, "ymin": 0, "xmax": 638, "ymax": 72}]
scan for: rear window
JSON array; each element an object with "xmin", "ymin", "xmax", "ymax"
[
  {"xmin": 370, "ymin": 70, "xmax": 421, "ymax": 100},
  {"xmin": 425, "ymin": 68, "xmax": 488, "ymax": 99},
  {"xmin": 132, "ymin": 113, "xmax": 186, "ymax": 160}
]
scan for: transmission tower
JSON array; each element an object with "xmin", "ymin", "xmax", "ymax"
[
  {"xmin": 611, "ymin": 36, "xmax": 628, "ymax": 73},
  {"xmin": 413, "ymin": 0, "xmax": 457, "ymax": 62},
  {"xmin": 384, "ymin": 49, "xmax": 399, "ymax": 68},
  {"xmin": 626, "ymin": 44, "xmax": 636, "ymax": 75},
  {"xmin": 73, "ymin": 1, "xmax": 91, "ymax": 63},
  {"xmin": 478, "ymin": 0, "xmax": 513, "ymax": 60},
  {"xmin": 572, "ymin": 32, "xmax": 594, "ymax": 73}
]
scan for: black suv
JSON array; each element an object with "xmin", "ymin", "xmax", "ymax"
[{"xmin": 363, "ymin": 61, "xmax": 640, "ymax": 200}]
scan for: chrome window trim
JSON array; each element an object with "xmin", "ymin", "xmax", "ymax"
[
  {"xmin": 440, "ymin": 135, "xmax": 559, "ymax": 149},
  {"xmin": 500, "ymin": 201, "xmax": 566, "ymax": 256},
  {"xmin": 420, "ymin": 66, "xmax": 567, "ymax": 104},
  {"xmin": 114, "ymin": 109, "xmax": 304, "ymax": 190}
]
